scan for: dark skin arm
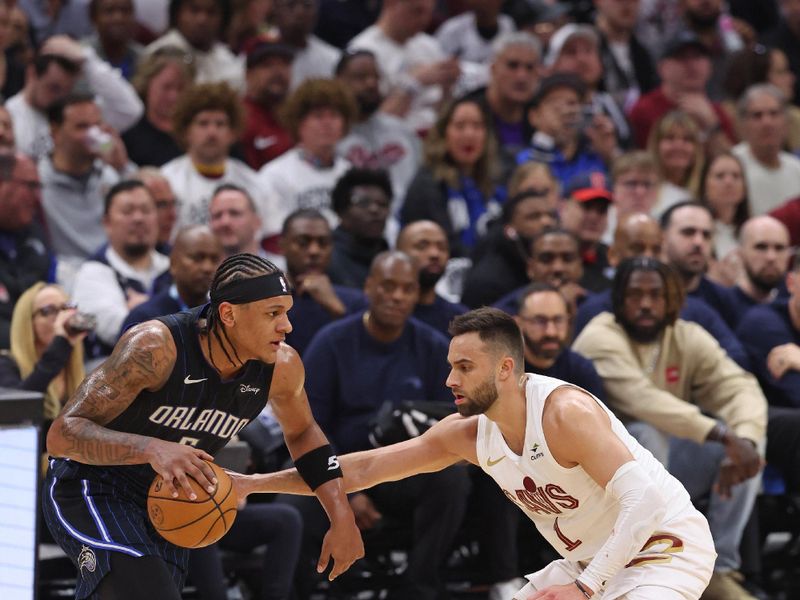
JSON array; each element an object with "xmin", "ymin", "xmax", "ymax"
[
  {"xmin": 267, "ymin": 343, "xmax": 365, "ymax": 580},
  {"xmin": 46, "ymin": 321, "xmax": 218, "ymax": 499}
]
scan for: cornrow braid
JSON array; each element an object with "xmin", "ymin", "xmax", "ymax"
[{"xmin": 204, "ymin": 253, "xmax": 281, "ymax": 369}]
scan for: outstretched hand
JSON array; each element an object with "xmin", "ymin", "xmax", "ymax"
[{"xmin": 317, "ymin": 512, "xmax": 365, "ymax": 581}]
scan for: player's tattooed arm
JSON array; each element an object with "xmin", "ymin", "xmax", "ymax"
[{"xmin": 46, "ymin": 321, "xmax": 177, "ymax": 465}]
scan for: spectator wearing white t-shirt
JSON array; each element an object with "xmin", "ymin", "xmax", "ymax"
[
  {"xmin": 258, "ymin": 79, "xmax": 356, "ymax": 244},
  {"xmin": 348, "ymin": 0, "xmax": 460, "ymax": 133},
  {"xmin": 434, "ymin": 0, "xmax": 515, "ymax": 64},
  {"xmin": 732, "ymin": 84, "xmax": 800, "ymax": 216},
  {"xmin": 160, "ymin": 82, "xmax": 263, "ymax": 231},
  {"xmin": 271, "ymin": 0, "xmax": 341, "ymax": 90}
]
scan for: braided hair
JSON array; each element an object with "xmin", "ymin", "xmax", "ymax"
[
  {"xmin": 611, "ymin": 257, "xmax": 685, "ymax": 328},
  {"xmin": 203, "ymin": 253, "xmax": 282, "ymax": 368}
]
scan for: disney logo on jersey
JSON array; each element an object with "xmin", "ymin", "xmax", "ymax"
[
  {"xmin": 530, "ymin": 442, "xmax": 544, "ymax": 461},
  {"xmin": 239, "ymin": 383, "xmax": 261, "ymax": 394},
  {"xmin": 503, "ymin": 475, "xmax": 579, "ymax": 516}
]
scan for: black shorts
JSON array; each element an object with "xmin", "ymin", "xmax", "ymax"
[{"xmin": 42, "ymin": 459, "xmax": 188, "ymax": 599}]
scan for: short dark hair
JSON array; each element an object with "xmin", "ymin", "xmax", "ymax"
[
  {"xmin": 34, "ymin": 53, "xmax": 81, "ymax": 78},
  {"xmin": 47, "ymin": 92, "xmax": 96, "ymax": 125},
  {"xmin": 331, "ymin": 167, "xmax": 393, "ymax": 216},
  {"xmin": 529, "ymin": 227, "xmax": 580, "ymax": 256},
  {"xmin": 659, "ymin": 200, "xmax": 711, "ymax": 230},
  {"xmin": 281, "ymin": 208, "xmax": 329, "ymax": 235},
  {"xmin": 104, "ymin": 179, "xmax": 151, "ymax": 215},
  {"xmin": 335, "ymin": 49, "xmax": 376, "ymax": 75},
  {"xmin": 169, "ymin": 0, "xmax": 231, "ymax": 31},
  {"xmin": 517, "ymin": 282, "xmax": 572, "ymax": 316},
  {"xmin": 611, "ymin": 257, "xmax": 685, "ymax": 327},
  {"xmin": 449, "ymin": 307, "xmax": 525, "ymax": 374}
]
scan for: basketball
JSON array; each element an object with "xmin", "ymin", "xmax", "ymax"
[{"xmin": 147, "ymin": 460, "xmax": 237, "ymax": 548}]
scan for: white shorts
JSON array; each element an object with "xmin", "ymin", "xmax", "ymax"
[{"xmin": 515, "ymin": 506, "xmax": 715, "ymax": 600}]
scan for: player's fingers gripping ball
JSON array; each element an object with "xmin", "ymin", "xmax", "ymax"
[{"xmin": 147, "ymin": 460, "xmax": 237, "ymax": 548}]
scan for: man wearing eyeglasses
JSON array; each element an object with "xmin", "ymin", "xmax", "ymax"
[{"xmin": 0, "ymin": 151, "xmax": 53, "ymax": 349}]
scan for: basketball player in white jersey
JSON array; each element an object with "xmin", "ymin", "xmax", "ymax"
[{"xmin": 230, "ymin": 307, "xmax": 716, "ymax": 599}]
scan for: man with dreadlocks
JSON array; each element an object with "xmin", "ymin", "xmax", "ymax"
[
  {"xmin": 573, "ymin": 257, "xmax": 766, "ymax": 600},
  {"xmin": 43, "ymin": 253, "xmax": 364, "ymax": 599}
]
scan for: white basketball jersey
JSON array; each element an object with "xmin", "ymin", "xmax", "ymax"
[{"xmin": 476, "ymin": 374, "xmax": 692, "ymax": 563}]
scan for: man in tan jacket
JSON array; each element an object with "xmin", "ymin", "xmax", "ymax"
[{"xmin": 573, "ymin": 257, "xmax": 766, "ymax": 600}]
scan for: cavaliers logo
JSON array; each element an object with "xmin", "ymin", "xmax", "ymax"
[{"xmin": 78, "ymin": 545, "xmax": 97, "ymax": 576}]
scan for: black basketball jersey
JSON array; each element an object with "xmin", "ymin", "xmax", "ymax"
[{"xmin": 50, "ymin": 305, "xmax": 276, "ymax": 495}]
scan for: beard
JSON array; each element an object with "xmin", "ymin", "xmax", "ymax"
[
  {"xmin": 523, "ymin": 331, "xmax": 566, "ymax": 362},
  {"xmin": 122, "ymin": 242, "xmax": 150, "ymax": 259},
  {"xmin": 418, "ymin": 268, "xmax": 442, "ymax": 291},
  {"xmin": 357, "ymin": 94, "xmax": 381, "ymax": 117},
  {"xmin": 746, "ymin": 265, "xmax": 783, "ymax": 294},
  {"xmin": 618, "ymin": 313, "xmax": 667, "ymax": 344},
  {"xmin": 456, "ymin": 376, "xmax": 499, "ymax": 417}
]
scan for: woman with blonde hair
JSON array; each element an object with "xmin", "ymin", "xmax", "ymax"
[
  {"xmin": 401, "ymin": 97, "xmax": 503, "ymax": 256},
  {"xmin": 647, "ymin": 110, "xmax": 706, "ymax": 217},
  {"xmin": 0, "ymin": 283, "xmax": 86, "ymax": 425}
]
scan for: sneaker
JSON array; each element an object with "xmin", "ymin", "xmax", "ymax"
[
  {"xmin": 488, "ymin": 577, "xmax": 527, "ymax": 600},
  {"xmin": 701, "ymin": 571, "xmax": 757, "ymax": 600}
]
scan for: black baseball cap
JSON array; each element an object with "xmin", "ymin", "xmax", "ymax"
[
  {"xmin": 243, "ymin": 31, "xmax": 294, "ymax": 69},
  {"xmin": 660, "ymin": 31, "xmax": 711, "ymax": 61}
]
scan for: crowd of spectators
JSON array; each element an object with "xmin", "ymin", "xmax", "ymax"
[{"xmin": 3, "ymin": 0, "xmax": 800, "ymax": 599}]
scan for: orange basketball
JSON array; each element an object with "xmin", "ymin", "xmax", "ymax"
[{"xmin": 147, "ymin": 460, "xmax": 237, "ymax": 548}]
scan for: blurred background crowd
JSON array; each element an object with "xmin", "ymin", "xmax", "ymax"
[{"xmin": 3, "ymin": 0, "xmax": 800, "ymax": 599}]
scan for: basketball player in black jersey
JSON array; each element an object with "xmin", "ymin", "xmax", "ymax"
[{"xmin": 43, "ymin": 254, "xmax": 364, "ymax": 599}]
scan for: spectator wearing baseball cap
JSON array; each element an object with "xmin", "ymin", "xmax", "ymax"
[
  {"xmin": 628, "ymin": 30, "xmax": 736, "ymax": 152},
  {"xmin": 559, "ymin": 170, "xmax": 614, "ymax": 291},
  {"xmin": 240, "ymin": 32, "xmax": 295, "ymax": 170},
  {"xmin": 544, "ymin": 23, "xmax": 631, "ymax": 148},
  {"xmin": 516, "ymin": 72, "xmax": 611, "ymax": 192}
]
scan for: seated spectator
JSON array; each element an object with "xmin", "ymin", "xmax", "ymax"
[
  {"xmin": 434, "ymin": 0, "xmax": 515, "ymax": 65},
  {"xmin": 544, "ymin": 23, "xmax": 630, "ymax": 148},
  {"xmin": 123, "ymin": 46, "xmax": 195, "ymax": 167},
  {"xmin": 240, "ymin": 32, "xmax": 295, "ymax": 170},
  {"xmin": 396, "ymin": 220, "xmax": 467, "ymax": 336},
  {"xmin": 272, "ymin": 0, "xmax": 340, "ymax": 89},
  {"xmin": 602, "ymin": 150, "xmax": 660, "ymax": 244},
  {"xmin": 283, "ymin": 250, "xmax": 468, "ymax": 600},
  {"xmin": 594, "ymin": 0, "xmax": 657, "ymax": 112},
  {"xmin": 280, "ymin": 208, "xmax": 365, "ymax": 356},
  {"xmin": 762, "ymin": 0, "xmax": 800, "ymax": 105},
  {"xmin": 145, "ymin": 0, "xmax": 244, "ymax": 90},
  {"xmin": 574, "ymin": 213, "xmax": 751, "ymax": 369},
  {"xmin": 0, "ymin": 283, "xmax": 86, "ymax": 432},
  {"xmin": 722, "ymin": 46, "xmax": 800, "ymax": 153},
  {"xmin": 0, "ymin": 152, "xmax": 53, "ymax": 349},
  {"xmin": 729, "ymin": 216, "xmax": 791, "ymax": 317},
  {"xmin": 461, "ymin": 162, "xmax": 559, "ymax": 308},
  {"xmin": 463, "ymin": 32, "xmax": 541, "ymax": 182},
  {"xmin": 647, "ymin": 110, "xmax": 705, "ymax": 216},
  {"xmin": 327, "ymin": 168, "xmax": 391, "ymax": 289},
  {"xmin": 0, "ymin": 2, "xmax": 26, "ymax": 100},
  {"xmin": 258, "ymin": 78, "xmax": 355, "ymax": 241},
  {"xmin": 732, "ymin": 83, "xmax": 800, "ymax": 215},
  {"xmin": 336, "ymin": 50, "xmax": 421, "ymax": 211},
  {"xmin": 661, "ymin": 201, "xmax": 741, "ymax": 329},
  {"xmin": 401, "ymin": 97, "xmax": 504, "ymax": 256},
  {"xmin": 40, "ymin": 94, "xmax": 129, "ymax": 287},
  {"xmin": 504, "ymin": 0, "xmax": 569, "ymax": 48},
  {"xmin": 699, "ymin": 152, "xmax": 750, "ymax": 270},
  {"xmin": 84, "ymin": 0, "xmax": 143, "ymax": 80},
  {"xmin": 573, "ymin": 257, "xmax": 766, "ymax": 600},
  {"xmin": 559, "ymin": 171, "xmax": 613, "ymax": 291},
  {"xmin": 516, "ymin": 73, "xmax": 611, "ymax": 190},
  {"xmin": 628, "ymin": 30, "xmax": 735, "ymax": 153},
  {"xmin": 72, "ymin": 180, "xmax": 169, "ymax": 357},
  {"xmin": 136, "ymin": 168, "xmax": 178, "ymax": 254},
  {"xmin": 161, "ymin": 82, "xmax": 262, "ymax": 229},
  {"xmin": 7, "ymin": 36, "xmax": 143, "ymax": 161},
  {"xmin": 493, "ymin": 227, "xmax": 587, "ymax": 314},
  {"xmin": 348, "ymin": 0, "xmax": 460, "ymax": 133},
  {"xmin": 208, "ymin": 184, "xmax": 267, "ymax": 258},
  {"xmin": 120, "ymin": 225, "xmax": 222, "ymax": 333},
  {"xmin": 315, "ymin": 0, "xmax": 381, "ymax": 49}
]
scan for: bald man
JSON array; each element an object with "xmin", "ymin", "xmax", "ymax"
[
  {"xmin": 573, "ymin": 213, "xmax": 750, "ymax": 368},
  {"xmin": 285, "ymin": 250, "xmax": 469, "ymax": 600},
  {"xmin": 119, "ymin": 225, "xmax": 222, "ymax": 334},
  {"xmin": 396, "ymin": 220, "xmax": 466, "ymax": 336},
  {"xmin": 730, "ymin": 216, "xmax": 792, "ymax": 316}
]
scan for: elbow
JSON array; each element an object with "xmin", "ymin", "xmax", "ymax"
[{"xmin": 46, "ymin": 417, "xmax": 68, "ymax": 458}]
